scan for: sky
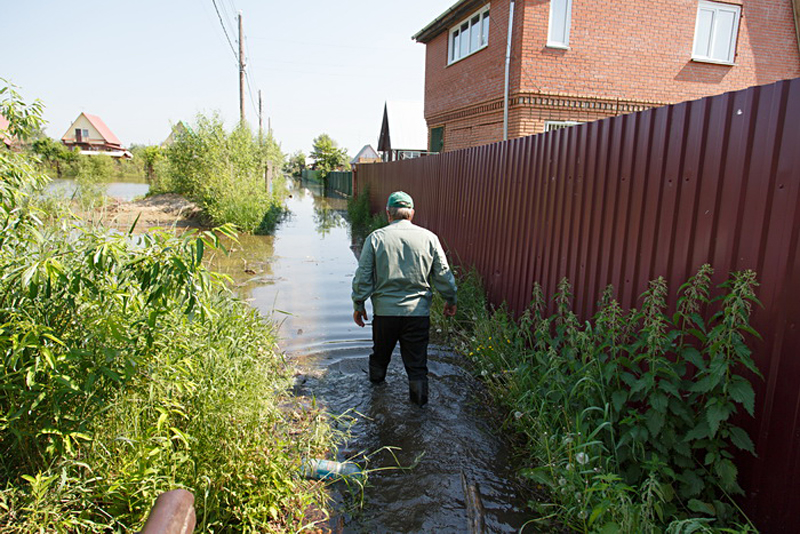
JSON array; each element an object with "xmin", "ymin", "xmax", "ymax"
[{"xmin": 1, "ymin": 0, "xmax": 456, "ymax": 157}]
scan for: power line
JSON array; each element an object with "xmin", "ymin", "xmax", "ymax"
[{"xmin": 211, "ymin": 0, "xmax": 238, "ymax": 61}]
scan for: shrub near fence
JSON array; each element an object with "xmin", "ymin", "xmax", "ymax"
[{"xmin": 355, "ymin": 77, "xmax": 800, "ymax": 532}]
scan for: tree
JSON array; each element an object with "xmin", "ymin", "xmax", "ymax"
[
  {"xmin": 285, "ymin": 150, "xmax": 306, "ymax": 177},
  {"xmin": 310, "ymin": 134, "xmax": 348, "ymax": 179},
  {"xmin": 31, "ymin": 136, "xmax": 76, "ymax": 177}
]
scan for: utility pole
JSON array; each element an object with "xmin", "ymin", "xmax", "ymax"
[
  {"xmin": 238, "ymin": 11, "xmax": 246, "ymax": 125},
  {"xmin": 258, "ymin": 90, "xmax": 263, "ymax": 138}
]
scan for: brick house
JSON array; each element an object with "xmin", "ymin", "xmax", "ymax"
[{"xmin": 413, "ymin": 0, "xmax": 800, "ymax": 152}]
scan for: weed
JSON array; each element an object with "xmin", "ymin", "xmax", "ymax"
[{"xmin": 434, "ymin": 265, "xmax": 762, "ymax": 533}]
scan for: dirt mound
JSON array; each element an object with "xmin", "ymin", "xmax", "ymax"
[{"xmin": 100, "ymin": 194, "xmax": 206, "ymax": 231}]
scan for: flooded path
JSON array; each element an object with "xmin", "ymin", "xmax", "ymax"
[{"xmin": 218, "ymin": 182, "xmax": 534, "ymax": 533}]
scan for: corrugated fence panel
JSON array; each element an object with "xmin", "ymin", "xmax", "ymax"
[{"xmin": 354, "ymin": 78, "xmax": 800, "ymax": 532}]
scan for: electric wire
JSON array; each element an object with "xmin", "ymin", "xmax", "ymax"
[{"xmin": 211, "ymin": 0, "xmax": 238, "ymax": 61}]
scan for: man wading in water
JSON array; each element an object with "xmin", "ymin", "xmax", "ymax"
[{"xmin": 351, "ymin": 191, "xmax": 458, "ymax": 406}]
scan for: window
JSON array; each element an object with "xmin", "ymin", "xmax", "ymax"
[
  {"xmin": 547, "ymin": 0, "xmax": 573, "ymax": 48},
  {"xmin": 692, "ymin": 1, "xmax": 741, "ymax": 64},
  {"xmin": 449, "ymin": 5, "xmax": 490, "ymax": 64},
  {"xmin": 429, "ymin": 126, "xmax": 444, "ymax": 153},
  {"xmin": 544, "ymin": 120, "xmax": 581, "ymax": 132}
]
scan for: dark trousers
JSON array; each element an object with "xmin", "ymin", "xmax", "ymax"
[{"xmin": 370, "ymin": 315, "xmax": 430, "ymax": 382}]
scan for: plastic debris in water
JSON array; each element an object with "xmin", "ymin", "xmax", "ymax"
[{"xmin": 301, "ymin": 459, "xmax": 362, "ymax": 480}]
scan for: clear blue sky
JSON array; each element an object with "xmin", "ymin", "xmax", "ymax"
[{"xmin": 2, "ymin": 0, "xmax": 455, "ymax": 156}]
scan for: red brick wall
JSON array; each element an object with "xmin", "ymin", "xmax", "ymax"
[
  {"xmin": 424, "ymin": 1, "xmax": 514, "ymax": 119},
  {"xmin": 518, "ymin": 0, "xmax": 800, "ymax": 102},
  {"xmin": 422, "ymin": 0, "xmax": 800, "ymax": 151}
]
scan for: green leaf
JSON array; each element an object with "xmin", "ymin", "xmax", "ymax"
[
  {"xmin": 690, "ymin": 374, "xmax": 720, "ymax": 394},
  {"xmin": 706, "ymin": 401, "xmax": 730, "ymax": 437},
  {"xmin": 688, "ymin": 499, "xmax": 716, "ymax": 516},
  {"xmin": 598, "ymin": 522, "xmax": 621, "ymax": 534},
  {"xmin": 715, "ymin": 458, "xmax": 739, "ymax": 493},
  {"xmin": 649, "ymin": 391, "xmax": 668, "ymax": 412},
  {"xmin": 728, "ymin": 425, "xmax": 755, "ymax": 454},
  {"xmin": 611, "ymin": 390, "xmax": 628, "ymax": 413},
  {"xmin": 728, "ymin": 376, "xmax": 755, "ymax": 416},
  {"xmin": 519, "ymin": 467, "xmax": 552, "ymax": 486},
  {"xmin": 685, "ymin": 420, "xmax": 710, "ymax": 441},
  {"xmin": 646, "ymin": 409, "xmax": 665, "ymax": 437},
  {"xmin": 679, "ymin": 469, "xmax": 704, "ymax": 498},
  {"xmin": 681, "ymin": 346, "xmax": 705, "ymax": 369},
  {"xmin": 195, "ymin": 238, "xmax": 204, "ymax": 265}
]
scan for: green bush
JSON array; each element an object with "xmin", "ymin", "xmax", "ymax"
[
  {"xmin": 433, "ymin": 267, "xmax": 761, "ymax": 533},
  {"xmin": 156, "ymin": 113, "xmax": 286, "ymax": 233}
]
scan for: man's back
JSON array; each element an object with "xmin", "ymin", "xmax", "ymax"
[{"xmin": 353, "ymin": 219, "xmax": 456, "ymax": 317}]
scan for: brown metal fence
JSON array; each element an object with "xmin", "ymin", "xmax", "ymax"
[{"xmin": 354, "ymin": 77, "xmax": 800, "ymax": 532}]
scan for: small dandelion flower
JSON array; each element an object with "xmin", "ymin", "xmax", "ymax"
[
  {"xmin": 593, "ymin": 467, "xmax": 600, "ymax": 473},
  {"xmin": 566, "ymin": 463, "xmax": 573, "ymax": 471},
  {"xmin": 576, "ymin": 452, "xmax": 589, "ymax": 465},
  {"xmin": 578, "ymin": 510, "xmax": 587, "ymax": 520},
  {"xmin": 436, "ymin": 328, "xmax": 442, "ymax": 333},
  {"xmin": 514, "ymin": 411, "xmax": 523, "ymax": 420},
  {"xmin": 574, "ymin": 492, "xmax": 582, "ymax": 501},
  {"xmin": 561, "ymin": 487, "xmax": 568, "ymax": 494},
  {"xmin": 558, "ymin": 478, "xmax": 567, "ymax": 486},
  {"xmin": 481, "ymin": 370, "xmax": 488, "ymax": 376},
  {"xmin": 563, "ymin": 436, "xmax": 574, "ymax": 444}
]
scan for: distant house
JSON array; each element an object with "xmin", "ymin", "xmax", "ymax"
[
  {"xmin": 377, "ymin": 101, "xmax": 430, "ymax": 161},
  {"xmin": 0, "ymin": 115, "xmax": 15, "ymax": 149},
  {"xmin": 161, "ymin": 121, "xmax": 190, "ymax": 147},
  {"xmin": 61, "ymin": 112, "xmax": 132, "ymax": 158},
  {"xmin": 350, "ymin": 144, "xmax": 381, "ymax": 165},
  {"xmin": 349, "ymin": 144, "xmax": 381, "ymax": 175},
  {"xmin": 413, "ymin": 0, "xmax": 800, "ymax": 152}
]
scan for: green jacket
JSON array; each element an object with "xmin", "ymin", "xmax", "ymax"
[{"xmin": 352, "ymin": 219, "xmax": 457, "ymax": 316}]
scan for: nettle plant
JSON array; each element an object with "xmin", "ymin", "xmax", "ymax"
[{"xmin": 461, "ymin": 266, "xmax": 761, "ymax": 532}]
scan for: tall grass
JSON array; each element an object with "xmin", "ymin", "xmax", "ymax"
[
  {"xmin": 346, "ymin": 185, "xmax": 387, "ymax": 242},
  {"xmin": 1, "ymin": 84, "xmax": 334, "ymax": 532},
  {"xmin": 432, "ymin": 266, "xmax": 761, "ymax": 533}
]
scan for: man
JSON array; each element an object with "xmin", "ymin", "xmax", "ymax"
[{"xmin": 351, "ymin": 191, "xmax": 457, "ymax": 406}]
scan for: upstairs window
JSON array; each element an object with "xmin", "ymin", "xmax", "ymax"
[
  {"xmin": 449, "ymin": 5, "xmax": 490, "ymax": 64},
  {"xmin": 547, "ymin": 0, "xmax": 573, "ymax": 48},
  {"xmin": 544, "ymin": 120, "xmax": 581, "ymax": 132},
  {"xmin": 692, "ymin": 1, "xmax": 741, "ymax": 64}
]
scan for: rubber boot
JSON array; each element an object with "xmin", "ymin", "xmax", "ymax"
[
  {"xmin": 409, "ymin": 379, "xmax": 429, "ymax": 406},
  {"xmin": 369, "ymin": 364, "xmax": 386, "ymax": 384}
]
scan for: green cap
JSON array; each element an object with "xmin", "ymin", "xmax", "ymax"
[{"xmin": 387, "ymin": 191, "xmax": 414, "ymax": 209}]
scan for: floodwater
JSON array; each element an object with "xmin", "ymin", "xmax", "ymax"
[
  {"xmin": 217, "ymin": 180, "xmax": 536, "ymax": 533},
  {"xmin": 48, "ymin": 179, "xmax": 150, "ymax": 201}
]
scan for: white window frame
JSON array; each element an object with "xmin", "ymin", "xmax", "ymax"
[
  {"xmin": 544, "ymin": 120, "xmax": 581, "ymax": 132},
  {"xmin": 448, "ymin": 5, "xmax": 490, "ymax": 65},
  {"xmin": 691, "ymin": 1, "xmax": 741, "ymax": 65},
  {"xmin": 547, "ymin": 0, "xmax": 573, "ymax": 49}
]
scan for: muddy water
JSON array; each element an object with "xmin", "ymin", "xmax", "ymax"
[{"xmin": 218, "ymin": 182, "xmax": 535, "ymax": 533}]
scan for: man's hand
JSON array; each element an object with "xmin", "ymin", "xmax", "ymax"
[
  {"xmin": 353, "ymin": 309, "xmax": 368, "ymax": 327},
  {"xmin": 443, "ymin": 302, "xmax": 457, "ymax": 317}
]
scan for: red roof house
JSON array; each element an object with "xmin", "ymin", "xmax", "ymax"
[{"xmin": 61, "ymin": 112, "xmax": 131, "ymax": 158}]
